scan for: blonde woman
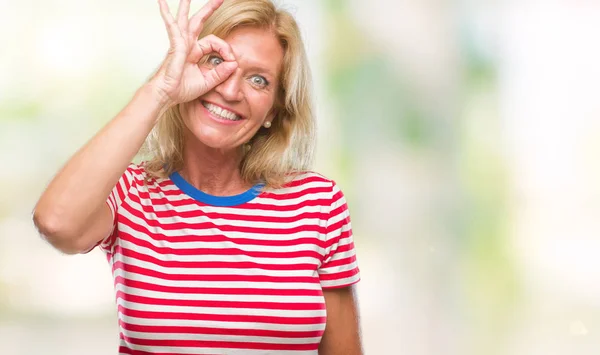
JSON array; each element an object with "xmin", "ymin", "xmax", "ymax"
[{"xmin": 33, "ymin": 0, "xmax": 362, "ymax": 353}]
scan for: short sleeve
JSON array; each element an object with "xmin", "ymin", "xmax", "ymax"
[
  {"xmin": 318, "ymin": 181, "xmax": 360, "ymax": 289},
  {"xmin": 96, "ymin": 163, "xmax": 140, "ymax": 253}
]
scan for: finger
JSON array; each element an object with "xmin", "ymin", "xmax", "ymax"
[
  {"xmin": 192, "ymin": 34, "xmax": 236, "ymax": 62},
  {"xmin": 157, "ymin": 0, "xmax": 183, "ymax": 42},
  {"xmin": 189, "ymin": 0, "xmax": 224, "ymax": 37},
  {"xmin": 175, "ymin": 0, "xmax": 191, "ymax": 29},
  {"xmin": 203, "ymin": 61, "xmax": 238, "ymax": 90}
]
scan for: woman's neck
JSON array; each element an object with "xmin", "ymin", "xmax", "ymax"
[{"xmin": 179, "ymin": 139, "xmax": 251, "ymax": 197}]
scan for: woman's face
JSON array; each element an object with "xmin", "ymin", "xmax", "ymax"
[{"xmin": 180, "ymin": 27, "xmax": 284, "ymax": 151}]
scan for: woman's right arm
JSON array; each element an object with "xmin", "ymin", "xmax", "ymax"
[
  {"xmin": 33, "ymin": 85, "xmax": 166, "ymax": 254},
  {"xmin": 33, "ymin": 0, "xmax": 237, "ymax": 254}
]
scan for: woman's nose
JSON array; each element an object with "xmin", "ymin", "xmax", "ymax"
[{"xmin": 214, "ymin": 68, "xmax": 244, "ymax": 102}]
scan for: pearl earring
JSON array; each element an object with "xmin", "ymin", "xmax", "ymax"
[{"xmin": 263, "ymin": 121, "xmax": 271, "ymax": 129}]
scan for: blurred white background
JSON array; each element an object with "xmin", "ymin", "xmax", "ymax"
[{"xmin": 2, "ymin": 0, "xmax": 600, "ymax": 354}]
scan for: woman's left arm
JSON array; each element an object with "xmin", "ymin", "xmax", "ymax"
[{"xmin": 319, "ymin": 286, "xmax": 363, "ymax": 355}]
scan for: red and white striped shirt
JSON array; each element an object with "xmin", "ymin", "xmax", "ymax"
[{"xmin": 97, "ymin": 163, "xmax": 360, "ymax": 355}]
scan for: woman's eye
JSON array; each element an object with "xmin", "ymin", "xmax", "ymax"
[
  {"xmin": 250, "ymin": 75, "xmax": 268, "ymax": 87},
  {"xmin": 208, "ymin": 56, "xmax": 224, "ymax": 66}
]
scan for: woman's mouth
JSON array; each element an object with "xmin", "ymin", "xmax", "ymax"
[{"xmin": 201, "ymin": 101, "xmax": 243, "ymax": 121}]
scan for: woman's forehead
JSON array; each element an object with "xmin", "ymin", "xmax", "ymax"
[{"xmin": 224, "ymin": 27, "xmax": 284, "ymax": 77}]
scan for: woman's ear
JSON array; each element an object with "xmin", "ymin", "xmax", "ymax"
[{"xmin": 267, "ymin": 108, "xmax": 278, "ymax": 124}]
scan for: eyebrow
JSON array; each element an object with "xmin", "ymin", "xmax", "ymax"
[
  {"xmin": 245, "ymin": 64, "xmax": 278, "ymax": 80},
  {"xmin": 206, "ymin": 54, "xmax": 279, "ymax": 80}
]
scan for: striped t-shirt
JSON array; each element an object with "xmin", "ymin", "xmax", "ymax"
[{"xmin": 96, "ymin": 163, "xmax": 360, "ymax": 355}]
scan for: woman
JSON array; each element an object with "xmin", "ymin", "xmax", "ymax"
[{"xmin": 33, "ymin": 0, "xmax": 362, "ymax": 354}]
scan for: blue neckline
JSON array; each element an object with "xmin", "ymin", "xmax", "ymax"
[{"xmin": 169, "ymin": 172, "xmax": 263, "ymax": 207}]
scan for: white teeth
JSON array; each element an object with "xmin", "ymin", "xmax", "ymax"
[{"xmin": 202, "ymin": 102, "xmax": 241, "ymax": 121}]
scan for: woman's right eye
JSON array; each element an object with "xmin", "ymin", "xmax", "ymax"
[{"xmin": 208, "ymin": 56, "xmax": 224, "ymax": 66}]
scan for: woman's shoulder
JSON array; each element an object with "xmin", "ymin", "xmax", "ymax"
[
  {"xmin": 120, "ymin": 161, "xmax": 166, "ymax": 186},
  {"xmin": 283, "ymin": 170, "xmax": 336, "ymax": 188},
  {"xmin": 262, "ymin": 171, "xmax": 343, "ymax": 198},
  {"xmin": 119, "ymin": 161, "xmax": 148, "ymax": 180},
  {"xmin": 257, "ymin": 171, "xmax": 348, "ymax": 210}
]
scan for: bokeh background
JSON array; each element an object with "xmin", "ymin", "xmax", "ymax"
[{"xmin": 2, "ymin": 0, "xmax": 600, "ymax": 354}]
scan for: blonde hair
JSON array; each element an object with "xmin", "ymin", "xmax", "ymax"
[{"xmin": 143, "ymin": 0, "xmax": 315, "ymax": 189}]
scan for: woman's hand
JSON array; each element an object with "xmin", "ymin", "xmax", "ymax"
[{"xmin": 150, "ymin": 0, "xmax": 237, "ymax": 108}]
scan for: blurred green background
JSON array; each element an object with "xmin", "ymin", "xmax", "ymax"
[{"xmin": 2, "ymin": 0, "xmax": 600, "ymax": 354}]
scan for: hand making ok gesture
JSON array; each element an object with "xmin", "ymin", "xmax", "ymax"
[{"xmin": 151, "ymin": 0, "xmax": 238, "ymax": 108}]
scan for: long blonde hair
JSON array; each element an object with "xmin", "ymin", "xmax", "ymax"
[{"xmin": 142, "ymin": 0, "xmax": 315, "ymax": 189}]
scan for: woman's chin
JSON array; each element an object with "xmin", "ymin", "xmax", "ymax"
[
  {"xmin": 182, "ymin": 115, "xmax": 248, "ymax": 152},
  {"xmin": 190, "ymin": 131, "xmax": 240, "ymax": 151}
]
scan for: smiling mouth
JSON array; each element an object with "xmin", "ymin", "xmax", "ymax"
[{"xmin": 201, "ymin": 101, "xmax": 243, "ymax": 121}]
